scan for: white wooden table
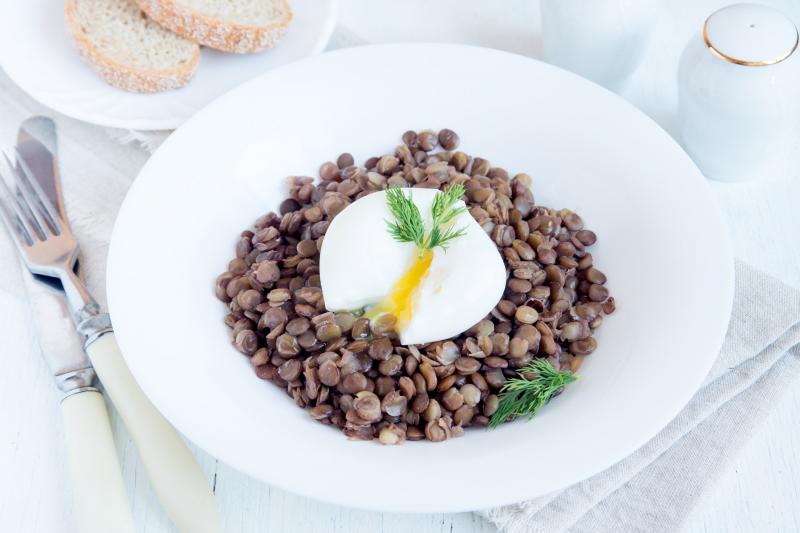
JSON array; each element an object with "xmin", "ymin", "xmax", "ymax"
[{"xmin": 1, "ymin": 1, "xmax": 799, "ymax": 532}]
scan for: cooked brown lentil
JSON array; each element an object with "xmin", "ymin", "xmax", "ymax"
[{"xmin": 217, "ymin": 129, "xmax": 614, "ymax": 444}]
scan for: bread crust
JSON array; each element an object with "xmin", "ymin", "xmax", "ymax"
[
  {"xmin": 66, "ymin": 0, "xmax": 201, "ymax": 93},
  {"xmin": 135, "ymin": 0, "xmax": 292, "ymax": 54}
]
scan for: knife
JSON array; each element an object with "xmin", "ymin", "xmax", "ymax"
[
  {"xmin": 16, "ymin": 118, "xmax": 136, "ymax": 533},
  {"xmin": 21, "ymin": 269, "xmax": 137, "ymax": 533},
  {"xmin": 16, "ymin": 118, "xmax": 223, "ymax": 533}
]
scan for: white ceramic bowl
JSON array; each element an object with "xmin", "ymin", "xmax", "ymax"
[{"xmin": 107, "ymin": 44, "xmax": 734, "ymax": 513}]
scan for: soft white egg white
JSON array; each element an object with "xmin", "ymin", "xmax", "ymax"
[{"xmin": 319, "ymin": 188, "xmax": 507, "ymax": 345}]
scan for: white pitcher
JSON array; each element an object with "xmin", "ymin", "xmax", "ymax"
[
  {"xmin": 540, "ymin": 0, "xmax": 658, "ymax": 90},
  {"xmin": 678, "ymin": 3, "xmax": 800, "ymax": 183}
]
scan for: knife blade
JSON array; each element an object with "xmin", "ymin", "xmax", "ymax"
[
  {"xmin": 17, "ymin": 116, "xmax": 61, "ymax": 212},
  {"xmin": 22, "ymin": 270, "xmax": 94, "ymax": 388},
  {"xmin": 16, "ymin": 117, "xmax": 94, "ymax": 390}
]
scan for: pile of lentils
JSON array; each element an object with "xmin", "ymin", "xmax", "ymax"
[{"xmin": 215, "ymin": 129, "xmax": 614, "ymax": 444}]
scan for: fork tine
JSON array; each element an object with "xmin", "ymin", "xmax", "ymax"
[
  {"xmin": 0, "ymin": 165, "xmax": 35, "ymax": 246},
  {"xmin": 2, "ymin": 150, "xmax": 49, "ymax": 240},
  {"xmin": 12, "ymin": 147, "xmax": 63, "ymax": 235}
]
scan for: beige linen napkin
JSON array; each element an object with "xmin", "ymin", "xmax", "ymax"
[{"xmin": 484, "ymin": 260, "xmax": 800, "ymax": 533}]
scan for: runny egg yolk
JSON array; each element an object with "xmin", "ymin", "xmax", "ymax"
[{"xmin": 365, "ymin": 249, "xmax": 434, "ymax": 330}]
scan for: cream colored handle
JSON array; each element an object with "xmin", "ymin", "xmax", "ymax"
[
  {"xmin": 86, "ymin": 333, "xmax": 223, "ymax": 533},
  {"xmin": 61, "ymin": 390, "xmax": 136, "ymax": 533}
]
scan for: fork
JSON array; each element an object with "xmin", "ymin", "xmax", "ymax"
[{"xmin": 0, "ymin": 148, "xmax": 223, "ymax": 533}]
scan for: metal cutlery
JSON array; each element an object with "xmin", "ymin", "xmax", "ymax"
[
  {"xmin": 1, "ymin": 117, "xmax": 222, "ymax": 533},
  {"xmin": 8, "ymin": 117, "xmax": 136, "ymax": 533},
  {"xmin": 22, "ymin": 266, "xmax": 137, "ymax": 533}
]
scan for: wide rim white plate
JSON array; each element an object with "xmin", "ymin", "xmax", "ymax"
[
  {"xmin": 0, "ymin": 0, "xmax": 337, "ymax": 130},
  {"xmin": 108, "ymin": 44, "xmax": 734, "ymax": 513}
]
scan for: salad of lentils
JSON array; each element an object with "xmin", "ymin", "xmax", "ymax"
[{"xmin": 215, "ymin": 129, "xmax": 614, "ymax": 444}]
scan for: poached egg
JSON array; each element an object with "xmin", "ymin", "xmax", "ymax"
[{"xmin": 319, "ymin": 188, "xmax": 506, "ymax": 345}]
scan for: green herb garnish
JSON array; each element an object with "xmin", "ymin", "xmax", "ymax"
[
  {"xmin": 385, "ymin": 184, "xmax": 468, "ymax": 257},
  {"xmin": 489, "ymin": 359, "xmax": 577, "ymax": 429}
]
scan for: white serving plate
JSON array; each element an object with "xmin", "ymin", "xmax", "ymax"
[
  {"xmin": 0, "ymin": 0, "xmax": 337, "ymax": 130},
  {"xmin": 107, "ymin": 44, "xmax": 734, "ymax": 513}
]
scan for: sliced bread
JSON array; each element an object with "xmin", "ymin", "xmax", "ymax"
[
  {"xmin": 66, "ymin": 0, "xmax": 201, "ymax": 93},
  {"xmin": 135, "ymin": 0, "xmax": 293, "ymax": 54}
]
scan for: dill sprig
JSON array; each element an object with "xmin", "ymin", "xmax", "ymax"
[
  {"xmin": 488, "ymin": 359, "xmax": 577, "ymax": 429},
  {"xmin": 426, "ymin": 184, "xmax": 468, "ymax": 251},
  {"xmin": 385, "ymin": 184, "xmax": 468, "ymax": 256},
  {"xmin": 386, "ymin": 187, "xmax": 426, "ymax": 249}
]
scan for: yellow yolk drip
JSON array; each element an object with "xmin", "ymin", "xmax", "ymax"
[{"xmin": 366, "ymin": 249, "xmax": 434, "ymax": 329}]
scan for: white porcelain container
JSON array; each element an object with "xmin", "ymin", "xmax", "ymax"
[
  {"xmin": 540, "ymin": 0, "xmax": 658, "ymax": 91},
  {"xmin": 678, "ymin": 4, "xmax": 800, "ymax": 183}
]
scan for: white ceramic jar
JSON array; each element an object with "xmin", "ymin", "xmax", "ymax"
[
  {"xmin": 678, "ymin": 4, "xmax": 800, "ymax": 183},
  {"xmin": 540, "ymin": 0, "xmax": 658, "ymax": 91}
]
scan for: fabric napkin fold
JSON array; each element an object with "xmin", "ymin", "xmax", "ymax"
[{"xmin": 483, "ymin": 260, "xmax": 800, "ymax": 533}]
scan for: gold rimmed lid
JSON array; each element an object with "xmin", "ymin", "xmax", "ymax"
[{"xmin": 703, "ymin": 4, "xmax": 799, "ymax": 67}]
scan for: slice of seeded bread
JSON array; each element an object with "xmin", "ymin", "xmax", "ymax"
[
  {"xmin": 135, "ymin": 0, "xmax": 293, "ymax": 54},
  {"xmin": 66, "ymin": 0, "xmax": 201, "ymax": 93}
]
